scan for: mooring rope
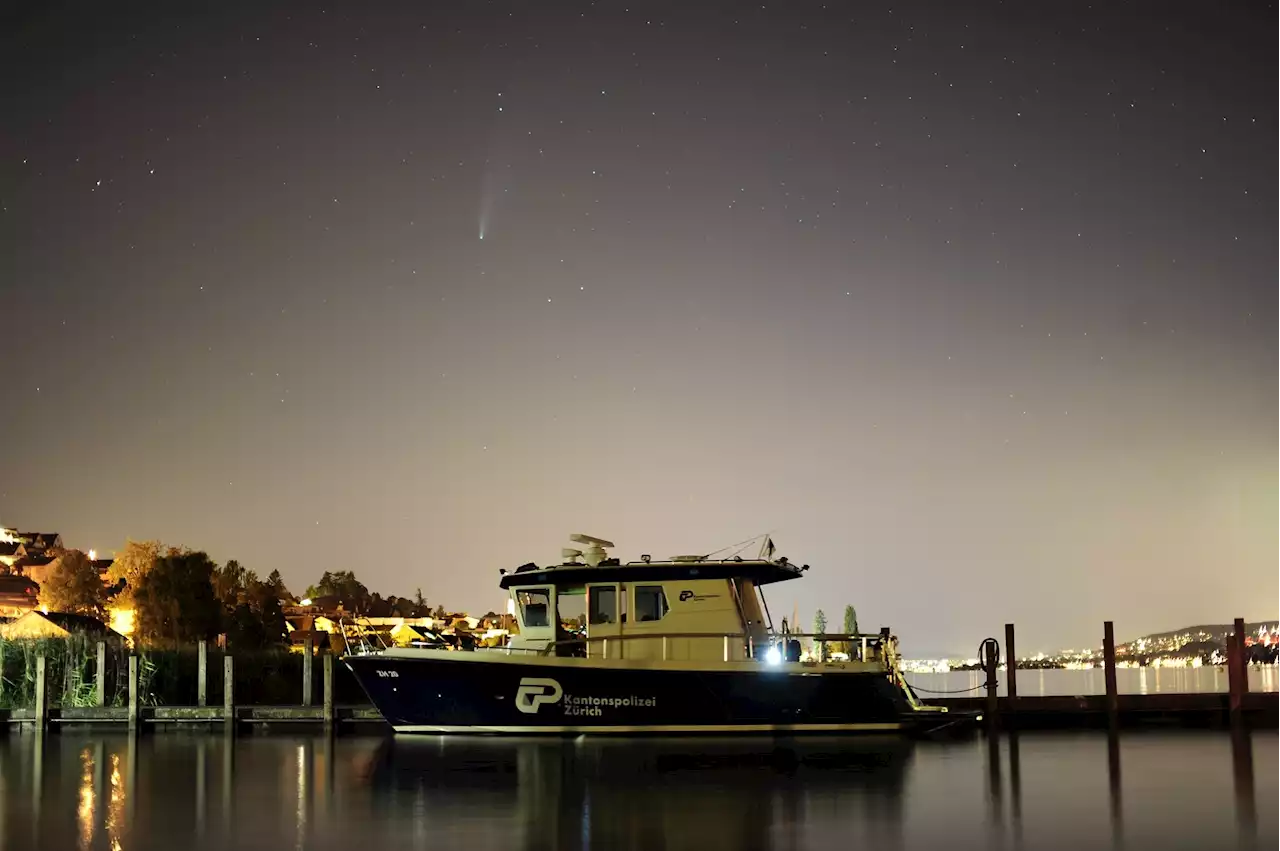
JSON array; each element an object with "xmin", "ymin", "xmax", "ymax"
[
  {"xmin": 906, "ymin": 681, "xmax": 991, "ymax": 694},
  {"xmin": 904, "ymin": 637, "xmax": 1003, "ymax": 694}
]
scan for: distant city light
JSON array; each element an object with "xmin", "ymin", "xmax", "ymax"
[
  {"xmin": 88, "ymin": 549, "xmax": 97, "ymax": 561},
  {"xmin": 300, "ymin": 598, "xmax": 313, "ymax": 606}
]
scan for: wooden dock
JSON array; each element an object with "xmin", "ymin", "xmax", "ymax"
[
  {"xmin": 0, "ymin": 636, "xmax": 384, "ymax": 735},
  {"xmin": 929, "ymin": 617, "xmax": 1277, "ymax": 732},
  {"xmin": 1, "ymin": 618, "xmax": 1273, "ymax": 735},
  {"xmin": 1, "ymin": 704, "xmax": 385, "ymax": 732}
]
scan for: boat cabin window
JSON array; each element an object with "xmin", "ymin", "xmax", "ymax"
[
  {"xmin": 634, "ymin": 586, "xmax": 668, "ymax": 622},
  {"xmin": 589, "ymin": 586, "xmax": 617, "ymax": 624},
  {"xmin": 557, "ymin": 588, "xmax": 586, "ymax": 629},
  {"xmin": 516, "ymin": 588, "xmax": 551, "ymax": 628}
]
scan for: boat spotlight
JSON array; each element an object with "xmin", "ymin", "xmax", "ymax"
[
  {"xmin": 765, "ymin": 645, "xmax": 783, "ymax": 665},
  {"xmin": 640, "ymin": 554, "xmax": 651, "ymax": 563}
]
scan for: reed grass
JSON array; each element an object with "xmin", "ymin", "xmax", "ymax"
[{"xmin": 0, "ymin": 637, "xmax": 369, "ymax": 708}]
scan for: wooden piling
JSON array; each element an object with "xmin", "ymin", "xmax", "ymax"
[
  {"xmin": 1228, "ymin": 617, "xmax": 1248, "ymax": 722},
  {"xmin": 983, "ymin": 639, "xmax": 999, "ymax": 734},
  {"xmin": 96, "ymin": 641, "xmax": 107, "ymax": 707},
  {"xmin": 127, "ymin": 655, "xmax": 139, "ymax": 733},
  {"xmin": 197, "ymin": 640, "xmax": 208, "ymax": 707},
  {"xmin": 323, "ymin": 652, "xmax": 335, "ymax": 732},
  {"xmin": 302, "ymin": 635, "xmax": 314, "ymax": 707},
  {"xmin": 34, "ymin": 654, "xmax": 48, "ymax": 734},
  {"xmin": 223, "ymin": 655, "xmax": 235, "ymax": 731},
  {"xmin": 1004, "ymin": 623, "xmax": 1018, "ymax": 731},
  {"xmin": 1102, "ymin": 621, "xmax": 1119, "ymax": 731},
  {"xmin": 1004, "ymin": 623, "xmax": 1018, "ymax": 699}
]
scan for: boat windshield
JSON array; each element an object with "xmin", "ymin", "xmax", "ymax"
[{"xmin": 516, "ymin": 588, "xmax": 551, "ymax": 627}]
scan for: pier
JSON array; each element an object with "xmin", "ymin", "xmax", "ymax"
[
  {"xmin": 1, "ymin": 618, "xmax": 1275, "ymax": 735},
  {"xmin": 0, "ymin": 638, "xmax": 385, "ymax": 734},
  {"xmin": 927, "ymin": 618, "xmax": 1278, "ymax": 732}
]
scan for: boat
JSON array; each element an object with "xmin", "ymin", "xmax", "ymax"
[{"xmin": 344, "ymin": 534, "xmax": 979, "ymax": 736}]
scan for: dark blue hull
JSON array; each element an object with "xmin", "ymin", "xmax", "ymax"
[{"xmin": 345, "ymin": 652, "xmax": 976, "ymax": 736}]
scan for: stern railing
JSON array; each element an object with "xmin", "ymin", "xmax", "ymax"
[{"xmin": 524, "ymin": 630, "xmax": 899, "ymax": 667}]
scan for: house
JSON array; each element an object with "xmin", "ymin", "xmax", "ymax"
[
  {"xmin": 0, "ymin": 610, "xmax": 124, "ymax": 642},
  {"xmin": 0, "ymin": 542, "xmax": 27, "ymax": 570},
  {"xmin": 389, "ymin": 622, "xmax": 446, "ymax": 647},
  {"xmin": 0, "ymin": 525, "xmax": 65, "ymax": 570},
  {"xmin": 22, "ymin": 532, "xmax": 64, "ymax": 553},
  {"xmin": 0, "ymin": 574, "xmax": 38, "ymax": 616},
  {"xmin": 20, "ymin": 556, "xmax": 58, "ymax": 586}
]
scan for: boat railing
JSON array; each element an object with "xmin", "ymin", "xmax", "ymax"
[{"xmin": 529, "ymin": 630, "xmax": 897, "ymax": 666}]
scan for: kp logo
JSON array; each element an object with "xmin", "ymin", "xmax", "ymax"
[{"xmin": 514, "ymin": 677, "xmax": 563, "ymax": 714}]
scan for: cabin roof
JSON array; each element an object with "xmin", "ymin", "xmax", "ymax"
[{"xmin": 498, "ymin": 558, "xmax": 805, "ymax": 589}]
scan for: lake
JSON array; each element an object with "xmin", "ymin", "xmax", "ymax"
[
  {"xmin": 904, "ymin": 665, "xmax": 1279, "ymax": 697},
  {"xmin": 0, "ymin": 729, "xmax": 1272, "ymax": 851}
]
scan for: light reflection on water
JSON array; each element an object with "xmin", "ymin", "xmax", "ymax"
[{"xmin": 0, "ymin": 729, "xmax": 1273, "ymax": 851}]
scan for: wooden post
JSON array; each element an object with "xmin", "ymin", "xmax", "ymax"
[
  {"xmin": 223, "ymin": 655, "xmax": 235, "ymax": 731},
  {"xmin": 1228, "ymin": 617, "xmax": 1248, "ymax": 722},
  {"xmin": 983, "ymin": 639, "xmax": 998, "ymax": 734},
  {"xmin": 302, "ymin": 635, "xmax": 314, "ymax": 707},
  {"xmin": 127, "ymin": 655, "xmax": 139, "ymax": 733},
  {"xmin": 96, "ymin": 641, "xmax": 107, "ymax": 707},
  {"xmin": 1004, "ymin": 623, "xmax": 1018, "ymax": 699},
  {"xmin": 1102, "ymin": 621, "xmax": 1119, "ymax": 732},
  {"xmin": 197, "ymin": 640, "xmax": 208, "ymax": 707},
  {"xmin": 323, "ymin": 652, "xmax": 335, "ymax": 732},
  {"xmin": 34, "ymin": 654, "xmax": 48, "ymax": 734}
]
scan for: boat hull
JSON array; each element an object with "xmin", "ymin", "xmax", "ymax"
[{"xmin": 345, "ymin": 651, "xmax": 974, "ymax": 736}]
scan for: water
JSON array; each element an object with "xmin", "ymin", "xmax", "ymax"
[
  {"xmin": 0, "ymin": 730, "xmax": 1272, "ymax": 851},
  {"xmin": 904, "ymin": 665, "xmax": 1279, "ymax": 697}
]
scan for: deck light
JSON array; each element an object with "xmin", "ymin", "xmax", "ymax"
[{"xmin": 765, "ymin": 646, "xmax": 783, "ymax": 665}]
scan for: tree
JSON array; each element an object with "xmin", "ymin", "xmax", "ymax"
[
  {"xmin": 266, "ymin": 569, "xmax": 288, "ymax": 598},
  {"xmin": 225, "ymin": 572, "xmax": 287, "ymax": 649},
  {"xmin": 414, "ymin": 587, "xmax": 426, "ymax": 609},
  {"xmin": 310, "ymin": 570, "xmax": 371, "ymax": 612},
  {"xmin": 841, "ymin": 604, "xmax": 859, "ymax": 657},
  {"xmin": 134, "ymin": 551, "xmax": 222, "ymax": 646},
  {"xmin": 843, "ymin": 604, "xmax": 859, "ymax": 636},
  {"xmin": 106, "ymin": 539, "xmax": 175, "ymax": 606},
  {"xmin": 433, "ymin": 604, "xmax": 447, "ymax": 619},
  {"xmin": 813, "ymin": 609, "xmax": 828, "ymax": 662},
  {"xmin": 212, "ymin": 559, "xmax": 253, "ymax": 608},
  {"xmin": 37, "ymin": 550, "xmax": 107, "ymax": 617}
]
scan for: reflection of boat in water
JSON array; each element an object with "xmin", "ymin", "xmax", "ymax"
[
  {"xmin": 368, "ymin": 736, "xmax": 914, "ymax": 851},
  {"xmin": 346, "ymin": 534, "xmax": 979, "ymax": 737}
]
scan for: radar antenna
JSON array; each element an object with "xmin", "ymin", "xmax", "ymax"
[{"xmin": 568, "ymin": 534, "xmax": 613, "ymax": 567}]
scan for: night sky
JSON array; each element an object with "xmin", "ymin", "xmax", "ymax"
[{"xmin": 2, "ymin": 1, "xmax": 1274, "ymax": 655}]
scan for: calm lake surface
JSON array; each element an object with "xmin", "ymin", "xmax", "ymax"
[
  {"xmin": 904, "ymin": 665, "xmax": 1279, "ymax": 696},
  {"xmin": 0, "ymin": 729, "xmax": 1272, "ymax": 851}
]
